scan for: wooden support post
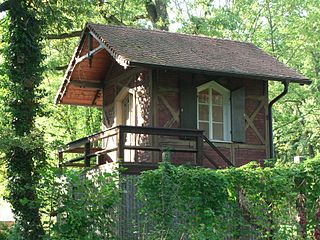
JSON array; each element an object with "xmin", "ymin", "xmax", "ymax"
[
  {"xmin": 97, "ymin": 155, "xmax": 104, "ymax": 165},
  {"xmin": 84, "ymin": 142, "xmax": 91, "ymax": 167},
  {"xmin": 58, "ymin": 151, "xmax": 63, "ymax": 168},
  {"xmin": 151, "ymin": 69, "xmax": 159, "ymax": 163},
  {"xmin": 88, "ymin": 33, "xmax": 93, "ymax": 67},
  {"xmin": 231, "ymin": 144, "xmax": 236, "ymax": 166},
  {"xmin": 118, "ymin": 127, "xmax": 125, "ymax": 162},
  {"xmin": 196, "ymin": 135, "xmax": 203, "ymax": 166}
]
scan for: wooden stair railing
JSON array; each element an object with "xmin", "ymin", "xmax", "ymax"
[
  {"xmin": 58, "ymin": 126, "xmax": 204, "ymax": 168},
  {"xmin": 202, "ymin": 135, "xmax": 235, "ymax": 168},
  {"xmin": 58, "ymin": 126, "xmax": 234, "ymax": 169},
  {"xmin": 203, "ymin": 152, "xmax": 219, "ymax": 169}
]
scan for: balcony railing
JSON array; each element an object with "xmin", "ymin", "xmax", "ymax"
[{"xmin": 58, "ymin": 125, "xmax": 234, "ymax": 171}]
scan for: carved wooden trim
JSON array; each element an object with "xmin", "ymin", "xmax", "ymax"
[{"xmin": 111, "ymin": 68, "xmax": 144, "ymax": 86}]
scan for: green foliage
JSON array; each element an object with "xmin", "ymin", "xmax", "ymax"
[
  {"xmin": 0, "ymin": 224, "xmax": 24, "ymax": 240},
  {"xmin": 2, "ymin": 1, "xmax": 47, "ymax": 238},
  {"xmin": 49, "ymin": 169, "xmax": 120, "ymax": 240},
  {"xmin": 138, "ymin": 161, "xmax": 229, "ymax": 239},
  {"xmin": 0, "ymin": 222, "xmax": 9, "ymax": 240},
  {"xmin": 137, "ymin": 157, "xmax": 320, "ymax": 239}
]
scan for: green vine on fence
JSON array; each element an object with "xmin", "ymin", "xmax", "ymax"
[
  {"xmin": 137, "ymin": 156, "xmax": 320, "ymax": 239},
  {"xmin": 49, "ymin": 169, "xmax": 120, "ymax": 240}
]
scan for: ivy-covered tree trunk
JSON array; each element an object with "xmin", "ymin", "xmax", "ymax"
[
  {"xmin": 145, "ymin": 0, "xmax": 169, "ymax": 30},
  {"xmin": 4, "ymin": 0, "xmax": 45, "ymax": 238}
]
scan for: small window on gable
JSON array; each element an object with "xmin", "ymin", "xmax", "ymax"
[{"xmin": 197, "ymin": 81, "xmax": 231, "ymax": 141}]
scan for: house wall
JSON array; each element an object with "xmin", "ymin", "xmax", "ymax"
[
  {"xmin": 102, "ymin": 64, "xmax": 152, "ymax": 162},
  {"xmin": 0, "ymin": 199, "xmax": 14, "ymax": 229},
  {"xmin": 102, "ymin": 64, "xmax": 152, "ymax": 129},
  {"xmin": 102, "ymin": 66, "xmax": 268, "ymax": 167},
  {"xmin": 153, "ymin": 69, "xmax": 268, "ymax": 167}
]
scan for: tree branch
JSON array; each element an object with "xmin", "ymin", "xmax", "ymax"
[
  {"xmin": 131, "ymin": 14, "xmax": 148, "ymax": 21},
  {"xmin": 0, "ymin": 0, "xmax": 10, "ymax": 13},
  {"xmin": 53, "ymin": 65, "xmax": 68, "ymax": 71},
  {"xmin": 47, "ymin": 30, "xmax": 82, "ymax": 40}
]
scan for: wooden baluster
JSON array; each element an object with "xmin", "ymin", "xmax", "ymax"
[
  {"xmin": 118, "ymin": 127, "xmax": 125, "ymax": 162},
  {"xmin": 196, "ymin": 134, "xmax": 203, "ymax": 166},
  {"xmin": 84, "ymin": 142, "xmax": 91, "ymax": 167},
  {"xmin": 58, "ymin": 151, "xmax": 63, "ymax": 168}
]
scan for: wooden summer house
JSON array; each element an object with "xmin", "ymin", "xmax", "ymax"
[{"xmin": 56, "ymin": 23, "xmax": 310, "ymax": 173}]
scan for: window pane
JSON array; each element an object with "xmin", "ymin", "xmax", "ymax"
[
  {"xmin": 199, "ymin": 122, "xmax": 209, "ymax": 137},
  {"xmin": 198, "ymin": 89, "xmax": 209, "ymax": 104},
  {"xmin": 212, "ymin": 90, "xmax": 223, "ymax": 105},
  {"xmin": 213, "ymin": 123, "xmax": 223, "ymax": 140},
  {"xmin": 199, "ymin": 105, "xmax": 209, "ymax": 121},
  {"xmin": 212, "ymin": 106, "xmax": 223, "ymax": 122}
]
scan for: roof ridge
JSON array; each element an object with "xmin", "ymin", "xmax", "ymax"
[{"xmin": 86, "ymin": 22, "xmax": 254, "ymax": 46}]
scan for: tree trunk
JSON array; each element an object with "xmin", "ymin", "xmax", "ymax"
[
  {"xmin": 145, "ymin": 0, "xmax": 169, "ymax": 30},
  {"xmin": 5, "ymin": 0, "xmax": 45, "ymax": 238}
]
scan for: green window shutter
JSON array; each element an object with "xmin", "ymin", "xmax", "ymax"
[
  {"xmin": 231, "ymin": 87, "xmax": 245, "ymax": 142},
  {"xmin": 180, "ymin": 81, "xmax": 197, "ymax": 129}
]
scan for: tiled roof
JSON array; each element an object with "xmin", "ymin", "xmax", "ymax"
[{"xmin": 87, "ymin": 23, "xmax": 310, "ymax": 84}]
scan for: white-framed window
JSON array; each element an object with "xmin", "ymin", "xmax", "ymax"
[{"xmin": 197, "ymin": 81, "xmax": 231, "ymax": 141}]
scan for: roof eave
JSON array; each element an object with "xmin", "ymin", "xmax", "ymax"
[
  {"xmin": 54, "ymin": 28, "xmax": 90, "ymax": 105},
  {"xmin": 130, "ymin": 61, "xmax": 312, "ymax": 85},
  {"xmin": 57, "ymin": 102, "xmax": 103, "ymax": 108},
  {"xmin": 55, "ymin": 24, "xmax": 132, "ymax": 105},
  {"xmin": 87, "ymin": 23, "xmax": 131, "ymax": 68}
]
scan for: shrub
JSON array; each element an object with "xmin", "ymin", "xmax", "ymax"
[
  {"xmin": 50, "ymin": 169, "xmax": 120, "ymax": 240},
  {"xmin": 137, "ymin": 156, "xmax": 320, "ymax": 239}
]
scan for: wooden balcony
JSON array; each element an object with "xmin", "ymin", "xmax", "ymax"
[{"xmin": 58, "ymin": 125, "xmax": 233, "ymax": 174}]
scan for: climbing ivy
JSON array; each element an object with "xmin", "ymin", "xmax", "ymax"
[
  {"xmin": 2, "ymin": 1, "xmax": 46, "ymax": 239},
  {"xmin": 137, "ymin": 156, "xmax": 320, "ymax": 239},
  {"xmin": 49, "ymin": 169, "xmax": 120, "ymax": 240}
]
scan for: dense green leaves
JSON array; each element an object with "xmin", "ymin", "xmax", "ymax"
[
  {"xmin": 2, "ymin": 1, "xmax": 47, "ymax": 238},
  {"xmin": 49, "ymin": 169, "xmax": 120, "ymax": 239},
  {"xmin": 138, "ymin": 157, "xmax": 320, "ymax": 239},
  {"xmin": 138, "ymin": 161, "xmax": 229, "ymax": 239}
]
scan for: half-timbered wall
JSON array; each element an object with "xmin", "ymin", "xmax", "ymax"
[
  {"xmin": 102, "ymin": 65, "xmax": 151, "ymax": 128},
  {"xmin": 153, "ymin": 69, "xmax": 268, "ymax": 167},
  {"xmin": 102, "ymin": 67, "xmax": 268, "ymax": 166},
  {"xmin": 102, "ymin": 65, "xmax": 152, "ymax": 162}
]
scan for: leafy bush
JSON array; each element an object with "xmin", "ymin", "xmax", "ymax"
[
  {"xmin": 137, "ymin": 161, "xmax": 229, "ymax": 239},
  {"xmin": 50, "ymin": 169, "xmax": 120, "ymax": 240},
  {"xmin": 137, "ymin": 156, "xmax": 320, "ymax": 239},
  {"xmin": 0, "ymin": 223, "xmax": 23, "ymax": 240},
  {"xmin": 0, "ymin": 223, "xmax": 9, "ymax": 240}
]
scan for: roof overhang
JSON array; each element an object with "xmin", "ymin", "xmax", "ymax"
[
  {"xmin": 55, "ymin": 23, "xmax": 311, "ymax": 107},
  {"xmin": 131, "ymin": 61, "xmax": 312, "ymax": 84},
  {"xmin": 55, "ymin": 28, "xmax": 131, "ymax": 107}
]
